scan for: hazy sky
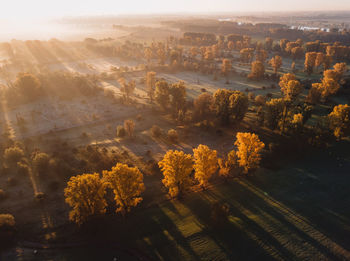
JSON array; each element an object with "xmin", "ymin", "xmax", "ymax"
[{"xmin": 2, "ymin": 0, "xmax": 350, "ymax": 19}]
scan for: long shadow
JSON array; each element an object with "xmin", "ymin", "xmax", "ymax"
[
  {"xmin": 248, "ymin": 140, "xmax": 350, "ymax": 256},
  {"xmin": 233, "ymin": 181, "xmax": 349, "ymax": 261},
  {"xmin": 86, "ymin": 203, "xmax": 202, "ymax": 261},
  {"xmin": 182, "ymin": 191, "xmax": 293, "ymax": 260}
]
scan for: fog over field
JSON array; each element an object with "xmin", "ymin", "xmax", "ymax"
[{"xmin": 0, "ymin": 1, "xmax": 350, "ymax": 261}]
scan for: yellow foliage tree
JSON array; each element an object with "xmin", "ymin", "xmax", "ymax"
[
  {"xmin": 158, "ymin": 150, "xmax": 193, "ymax": 197},
  {"xmin": 328, "ymin": 104, "xmax": 350, "ymax": 139},
  {"xmin": 103, "ymin": 163, "xmax": 145, "ymax": 215},
  {"xmin": 304, "ymin": 52, "xmax": 317, "ymax": 75},
  {"xmin": 283, "ymin": 80, "xmax": 302, "ymax": 101},
  {"xmin": 279, "ymin": 73, "xmax": 296, "ymax": 93},
  {"xmin": 248, "ymin": 61, "xmax": 265, "ymax": 80},
  {"xmin": 64, "ymin": 173, "xmax": 107, "ymax": 225},
  {"xmin": 193, "ymin": 145, "xmax": 218, "ymax": 187},
  {"xmin": 235, "ymin": 132, "xmax": 265, "ymax": 174}
]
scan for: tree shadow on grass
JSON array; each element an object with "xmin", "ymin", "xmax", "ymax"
[
  {"xmin": 81, "ymin": 204, "xmax": 202, "ymax": 261},
  {"xmin": 182, "ymin": 190, "xmax": 294, "ymax": 261}
]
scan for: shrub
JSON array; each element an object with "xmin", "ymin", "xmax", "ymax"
[
  {"xmin": 116, "ymin": 125, "xmax": 126, "ymax": 137},
  {"xmin": 167, "ymin": 129, "xmax": 178, "ymax": 143},
  {"xmin": 151, "ymin": 125, "xmax": 162, "ymax": 138}
]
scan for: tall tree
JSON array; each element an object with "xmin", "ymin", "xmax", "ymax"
[
  {"xmin": 328, "ymin": 104, "xmax": 350, "ymax": 139},
  {"xmin": 158, "ymin": 150, "xmax": 193, "ymax": 197},
  {"xmin": 103, "ymin": 163, "xmax": 145, "ymax": 215},
  {"xmin": 193, "ymin": 145, "xmax": 218, "ymax": 187},
  {"xmin": 235, "ymin": 132, "xmax": 265, "ymax": 174},
  {"xmin": 64, "ymin": 173, "xmax": 107, "ymax": 225}
]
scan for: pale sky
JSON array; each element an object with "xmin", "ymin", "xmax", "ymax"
[{"xmin": 2, "ymin": 0, "xmax": 350, "ymax": 19}]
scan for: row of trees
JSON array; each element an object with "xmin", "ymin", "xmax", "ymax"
[{"xmin": 64, "ymin": 132, "xmax": 265, "ymax": 225}]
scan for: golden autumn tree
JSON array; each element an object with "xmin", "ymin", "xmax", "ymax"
[
  {"xmin": 193, "ymin": 145, "xmax": 218, "ymax": 187},
  {"xmin": 158, "ymin": 150, "xmax": 193, "ymax": 197},
  {"xmin": 333, "ymin": 62, "xmax": 347, "ymax": 80},
  {"xmin": 124, "ymin": 119, "xmax": 135, "ymax": 137},
  {"xmin": 304, "ymin": 52, "xmax": 317, "ymax": 75},
  {"xmin": 328, "ymin": 104, "xmax": 350, "ymax": 139},
  {"xmin": 64, "ymin": 173, "xmax": 107, "ymax": 225},
  {"xmin": 235, "ymin": 132, "xmax": 265, "ymax": 174},
  {"xmin": 103, "ymin": 163, "xmax": 145, "ymax": 215},
  {"xmin": 321, "ymin": 75, "xmax": 340, "ymax": 99},
  {"xmin": 279, "ymin": 73, "xmax": 296, "ymax": 93},
  {"xmin": 248, "ymin": 61, "xmax": 265, "ymax": 80},
  {"xmin": 269, "ymin": 55, "xmax": 282, "ymax": 75},
  {"xmin": 283, "ymin": 80, "xmax": 302, "ymax": 101}
]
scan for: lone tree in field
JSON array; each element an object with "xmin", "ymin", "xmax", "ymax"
[
  {"xmin": 103, "ymin": 163, "xmax": 145, "ymax": 215},
  {"xmin": 248, "ymin": 61, "xmax": 265, "ymax": 80},
  {"xmin": 124, "ymin": 119, "xmax": 135, "ymax": 137},
  {"xmin": 328, "ymin": 104, "xmax": 350, "ymax": 139},
  {"xmin": 235, "ymin": 132, "xmax": 265, "ymax": 174},
  {"xmin": 269, "ymin": 55, "xmax": 282, "ymax": 75},
  {"xmin": 146, "ymin": 71, "xmax": 156, "ymax": 102},
  {"xmin": 155, "ymin": 80, "xmax": 170, "ymax": 110},
  {"xmin": 193, "ymin": 144, "xmax": 218, "ymax": 188},
  {"xmin": 158, "ymin": 150, "xmax": 193, "ymax": 198},
  {"xmin": 221, "ymin": 59, "xmax": 232, "ymax": 83},
  {"xmin": 64, "ymin": 173, "xmax": 107, "ymax": 225}
]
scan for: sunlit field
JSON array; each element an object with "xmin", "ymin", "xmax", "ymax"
[{"xmin": 0, "ymin": 3, "xmax": 350, "ymax": 261}]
